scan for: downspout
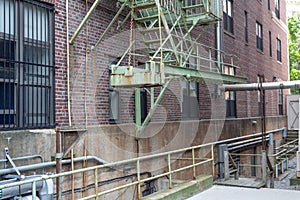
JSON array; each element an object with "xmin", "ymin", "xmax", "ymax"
[
  {"xmin": 66, "ymin": 0, "xmax": 72, "ymax": 127},
  {"xmin": 216, "ymin": 20, "xmax": 223, "ymax": 71}
]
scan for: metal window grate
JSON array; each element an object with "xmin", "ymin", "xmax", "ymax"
[{"xmin": 0, "ymin": 0, "xmax": 55, "ymax": 130}]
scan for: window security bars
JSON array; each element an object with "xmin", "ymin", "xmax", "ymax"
[{"xmin": 0, "ymin": 0, "xmax": 55, "ymax": 129}]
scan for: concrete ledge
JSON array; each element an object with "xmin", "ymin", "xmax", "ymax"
[{"xmin": 142, "ymin": 175, "xmax": 213, "ymax": 200}]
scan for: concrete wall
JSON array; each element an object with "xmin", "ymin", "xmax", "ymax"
[{"xmin": 0, "ymin": 116, "xmax": 286, "ymax": 165}]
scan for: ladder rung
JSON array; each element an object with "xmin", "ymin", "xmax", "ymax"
[{"xmin": 134, "ymin": 2, "xmax": 156, "ymax": 10}]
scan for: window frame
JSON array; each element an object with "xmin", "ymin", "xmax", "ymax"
[
  {"xmin": 223, "ymin": 65, "xmax": 237, "ymax": 118},
  {"xmin": 256, "ymin": 21, "xmax": 263, "ymax": 51},
  {"xmin": 223, "ymin": 0, "xmax": 234, "ymax": 34},
  {"xmin": 244, "ymin": 11, "xmax": 248, "ymax": 43},
  {"xmin": 275, "ymin": 0, "xmax": 280, "ymax": 19},
  {"xmin": 276, "ymin": 38, "xmax": 282, "ymax": 62},
  {"xmin": 269, "ymin": 31, "xmax": 272, "ymax": 57}
]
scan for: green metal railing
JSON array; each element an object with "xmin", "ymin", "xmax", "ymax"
[{"xmin": 0, "ymin": 128, "xmax": 288, "ymax": 199}]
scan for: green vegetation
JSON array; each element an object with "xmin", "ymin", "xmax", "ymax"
[{"xmin": 288, "ymin": 15, "xmax": 300, "ymax": 94}]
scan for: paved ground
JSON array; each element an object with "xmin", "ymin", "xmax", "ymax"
[
  {"xmin": 274, "ymin": 157, "xmax": 300, "ymax": 190},
  {"xmin": 186, "ymin": 185, "xmax": 300, "ymax": 200},
  {"xmin": 188, "ymin": 157, "xmax": 300, "ymax": 200}
]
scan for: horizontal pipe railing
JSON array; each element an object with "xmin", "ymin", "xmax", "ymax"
[{"xmin": 0, "ymin": 127, "xmax": 285, "ymax": 199}]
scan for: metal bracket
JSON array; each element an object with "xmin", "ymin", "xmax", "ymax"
[{"xmin": 3, "ymin": 148, "xmax": 21, "ymax": 176}]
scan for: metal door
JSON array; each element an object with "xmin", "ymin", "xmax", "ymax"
[{"xmin": 287, "ymin": 95, "xmax": 300, "ymax": 130}]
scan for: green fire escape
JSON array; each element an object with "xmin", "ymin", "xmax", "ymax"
[
  {"xmin": 69, "ymin": 0, "xmax": 247, "ymax": 137},
  {"xmin": 110, "ymin": 0, "xmax": 246, "ymax": 87}
]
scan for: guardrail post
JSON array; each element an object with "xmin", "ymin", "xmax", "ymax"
[
  {"xmin": 32, "ymin": 181, "xmax": 36, "ymax": 200},
  {"xmin": 192, "ymin": 148, "xmax": 196, "ymax": 179},
  {"xmin": 211, "ymin": 145, "xmax": 215, "ymax": 177},
  {"xmin": 218, "ymin": 144, "xmax": 227, "ymax": 179},
  {"xmin": 224, "ymin": 150, "xmax": 229, "ymax": 180},
  {"xmin": 168, "ymin": 153, "xmax": 173, "ymax": 189},
  {"xmin": 137, "ymin": 160, "xmax": 141, "ymax": 200},
  {"xmin": 94, "ymin": 169, "xmax": 98, "ymax": 200},
  {"xmin": 262, "ymin": 150, "xmax": 267, "ymax": 183}
]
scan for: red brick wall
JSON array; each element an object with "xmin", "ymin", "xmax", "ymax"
[{"xmin": 50, "ymin": 0, "xmax": 289, "ymax": 127}]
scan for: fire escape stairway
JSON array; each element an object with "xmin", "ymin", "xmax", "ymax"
[{"xmin": 110, "ymin": 0, "xmax": 247, "ymax": 87}]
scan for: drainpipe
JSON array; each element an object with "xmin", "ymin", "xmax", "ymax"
[
  {"xmin": 216, "ymin": 20, "xmax": 223, "ymax": 71},
  {"xmin": 66, "ymin": 0, "xmax": 72, "ymax": 127}
]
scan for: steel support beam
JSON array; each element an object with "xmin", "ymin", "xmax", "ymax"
[
  {"xmin": 92, "ymin": 0, "xmax": 129, "ymax": 50},
  {"xmin": 69, "ymin": 0, "xmax": 103, "ymax": 44},
  {"xmin": 136, "ymin": 79, "xmax": 172, "ymax": 138}
]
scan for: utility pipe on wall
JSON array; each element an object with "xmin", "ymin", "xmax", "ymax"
[{"xmin": 221, "ymin": 80, "xmax": 300, "ymax": 91}]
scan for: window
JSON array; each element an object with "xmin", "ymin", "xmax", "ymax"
[
  {"xmin": 224, "ymin": 66, "xmax": 236, "ymax": 118},
  {"xmin": 278, "ymin": 89, "xmax": 283, "ymax": 115},
  {"xmin": 0, "ymin": 0, "xmax": 54, "ymax": 129},
  {"xmin": 275, "ymin": 0, "xmax": 280, "ymax": 19},
  {"xmin": 276, "ymin": 38, "xmax": 282, "ymax": 62},
  {"xmin": 244, "ymin": 11, "xmax": 248, "ymax": 43},
  {"xmin": 256, "ymin": 22, "xmax": 263, "ymax": 51},
  {"xmin": 140, "ymin": 89, "xmax": 148, "ymax": 123},
  {"xmin": 269, "ymin": 31, "xmax": 272, "ymax": 57},
  {"xmin": 268, "ymin": 0, "xmax": 270, "ymax": 10},
  {"xmin": 181, "ymin": 81, "xmax": 199, "ymax": 120},
  {"xmin": 223, "ymin": 0, "xmax": 234, "ymax": 34}
]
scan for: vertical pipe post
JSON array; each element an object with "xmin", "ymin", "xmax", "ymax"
[
  {"xmin": 135, "ymin": 88, "xmax": 141, "ymax": 139},
  {"xmin": 94, "ymin": 168, "xmax": 99, "ymax": 200},
  {"xmin": 224, "ymin": 150, "xmax": 229, "ymax": 180},
  {"xmin": 211, "ymin": 145, "xmax": 215, "ymax": 177},
  {"xmin": 137, "ymin": 160, "xmax": 141, "ymax": 200},
  {"xmin": 192, "ymin": 148, "xmax": 196, "ymax": 179},
  {"xmin": 56, "ymin": 128, "xmax": 62, "ymax": 200},
  {"xmin": 168, "ymin": 153, "xmax": 173, "ymax": 189},
  {"xmin": 262, "ymin": 150, "xmax": 267, "ymax": 183},
  {"xmin": 32, "ymin": 181, "xmax": 36, "ymax": 200}
]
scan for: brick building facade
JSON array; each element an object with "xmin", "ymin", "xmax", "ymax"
[{"xmin": 0, "ymin": 0, "xmax": 289, "ymax": 135}]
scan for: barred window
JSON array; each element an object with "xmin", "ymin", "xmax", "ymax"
[{"xmin": 0, "ymin": 0, "xmax": 55, "ymax": 129}]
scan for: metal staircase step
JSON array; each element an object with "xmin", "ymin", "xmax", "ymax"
[
  {"xmin": 139, "ymin": 27, "xmax": 163, "ymax": 34},
  {"xmin": 163, "ymin": 60, "xmax": 177, "ymax": 64},
  {"xmin": 149, "ymin": 48, "xmax": 172, "ymax": 55},
  {"xmin": 144, "ymin": 38, "xmax": 165, "ymax": 45},
  {"xmin": 135, "ymin": 14, "xmax": 159, "ymax": 22},
  {"xmin": 182, "ymin": 4, "xmax": 204, "ymax": 10},
  {"xmin": 134, "ymin": 2, "xmax": 156, "ymax": 10}
]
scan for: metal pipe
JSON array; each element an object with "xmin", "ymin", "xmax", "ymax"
[
  {"xmin": 56, "ymin": 129, "xmax": 62, "ymax": 200},
  {"xmin": 222, "ymin": 80, "xmax": 300, "ymax": 91},
  {"xmin": 0, "ymin": 156, "xmax": 107, "ymax": 176}
]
